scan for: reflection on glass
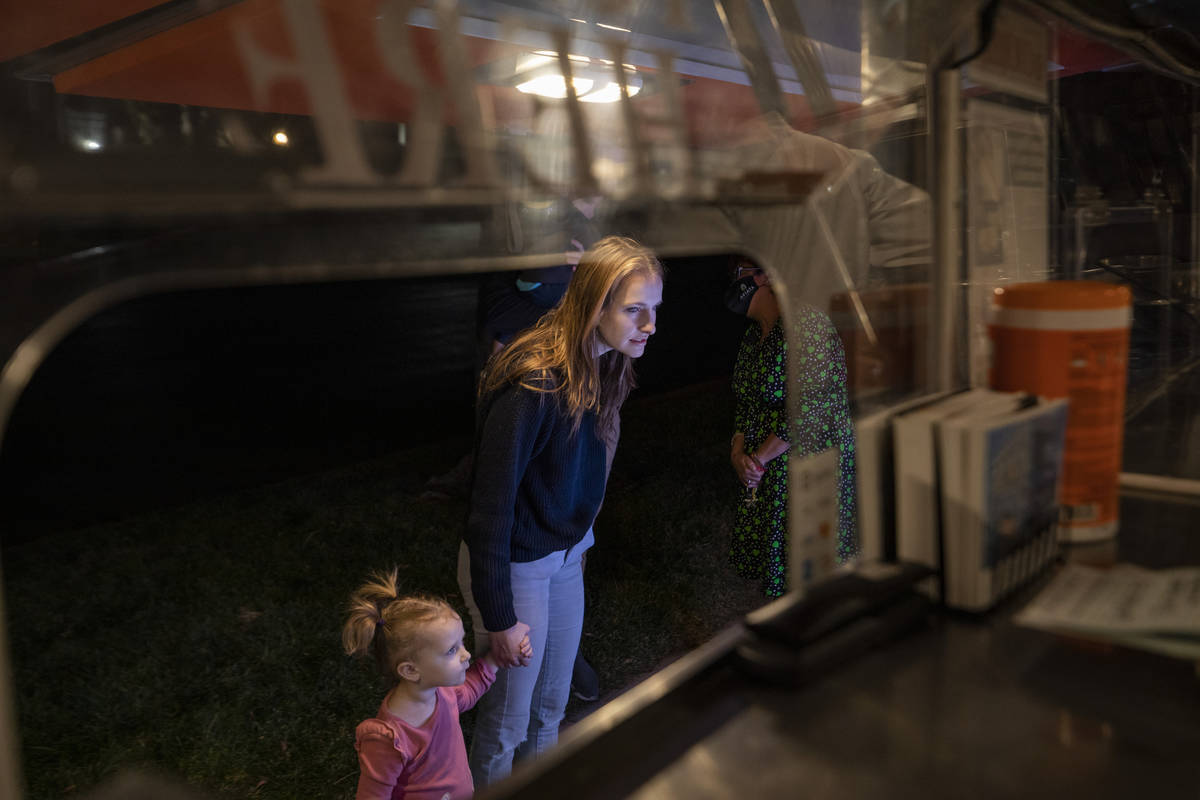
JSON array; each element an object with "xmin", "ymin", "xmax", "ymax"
[{"xmin": 7, "ymin": 2, "xmax": 1199, "ymax": 798}]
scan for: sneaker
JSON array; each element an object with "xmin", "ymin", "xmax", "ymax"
[{"xmin": 570, "ymin": 653, "xmax": 600, "ymax": 702}]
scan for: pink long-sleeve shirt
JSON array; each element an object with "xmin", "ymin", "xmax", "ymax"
[{"xmin": 354, "ymin": 660, "xmax": 497, "ymax": 800}]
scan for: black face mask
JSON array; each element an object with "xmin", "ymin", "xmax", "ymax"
[{"xmin": 723, "ymin": 275, "xmax": 760, "ymax": 315}]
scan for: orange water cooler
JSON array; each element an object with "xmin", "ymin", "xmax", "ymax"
[{"xmin": 988, "ymin": 281, "xmax": 1132, "ymax": 542}]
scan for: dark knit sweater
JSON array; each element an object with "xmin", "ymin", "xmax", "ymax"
[{"xmin": 466, "ymin": 379, "xmax": 606, "ymax": 632}]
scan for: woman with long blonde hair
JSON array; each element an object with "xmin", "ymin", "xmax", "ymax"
[{"xmin": 457, "ymin": 235, "xmax": 663, "ymax": 786}]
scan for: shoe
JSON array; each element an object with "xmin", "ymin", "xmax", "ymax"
[{"xmin": 570, "ymin": 653, "xmax": 600, "ymax": 702}]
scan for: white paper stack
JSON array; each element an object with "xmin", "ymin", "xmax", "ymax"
[{"xmin": 1016, "ymin": 564, "xmax": 1200, "ymax": 659}]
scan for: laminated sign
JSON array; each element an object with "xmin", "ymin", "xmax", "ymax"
[{"xmin": 789, "ymin": 447, "xmax": 841, "ymax": 595}]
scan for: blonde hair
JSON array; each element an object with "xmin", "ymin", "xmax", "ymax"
[
  {"xmin": 479, "ymin": 235, "xmax": 663, "ymax": 444},
  {"xmin": 342, "ymin": 568, "xmax": 458, "ymax": 683}
]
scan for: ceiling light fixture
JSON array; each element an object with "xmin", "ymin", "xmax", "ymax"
[
  {"xmin": 579, "ymin": 81, "xmax": 640, "ymax": 103},
  {"xmin": 516, "ymin": 74, "xmax": 595, "ymax": 99},
  {"xmin": 510, "ymin": 52, "xmax": 643, "ymax": 104}
]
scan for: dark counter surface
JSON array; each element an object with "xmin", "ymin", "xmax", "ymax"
[
  {"xmin": 626, "ymin": 611, "xmax": 1199, "ymax": 800},
  {"xmin": 482, "ymin": 493, "xmax": 1200, "ymax": 800}
]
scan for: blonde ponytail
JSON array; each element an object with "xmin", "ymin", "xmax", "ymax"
[{"xmin": 341, "ymin": 568, "xmax": 457, "ymax": 682}]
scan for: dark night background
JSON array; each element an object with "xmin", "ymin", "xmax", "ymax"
[{"xmin": 0, "ymin": 255, "xmax": 746, "ymax": 540}]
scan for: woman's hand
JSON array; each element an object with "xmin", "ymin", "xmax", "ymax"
[
  {"xmin": 732, "ymin": 433, "xmax": 791, "ymax": 488},
  {"xmin": 488, "ymin": 621, "xmax": 533, "ymax": 668},
  {"xmin": 732, "ymin": 452, "xmax": 765, "ymax": 488},
  {"xmin": 730, "ymin": 432, "xmax": 764, "ymax": 488}
]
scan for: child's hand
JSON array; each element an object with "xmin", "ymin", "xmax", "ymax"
[
  {"xmin": 516, "ymin": 634, "xmax": 532, "ymax": 666},
  {"xmin": 480, "ymin": 633, "xmax": 532, "ymax": 671},
  {"xmin": 487, "ymin": 621, "xmax": 531, "ymax": 668},
  {"xmin": 483, "ymin": 634, "xmax": 533, "ymax": 671}
]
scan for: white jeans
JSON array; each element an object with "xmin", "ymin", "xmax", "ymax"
[{"xmin": 457, "ymin": 528, "xmax": 593, "ymax": 787}]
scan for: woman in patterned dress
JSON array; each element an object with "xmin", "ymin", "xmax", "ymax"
[{"xmin": 725, "ymin": 261, "xmax": 858, "ymax": 597}]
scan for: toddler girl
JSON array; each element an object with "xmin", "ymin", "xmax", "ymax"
[{"xmin": 343, "ymin": 568, "xmax": 531, "ymax": 800}]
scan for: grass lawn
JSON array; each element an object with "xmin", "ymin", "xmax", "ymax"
[{"xmin": 3, "ymin": 380, "xmax": 767, "ymax": 799}]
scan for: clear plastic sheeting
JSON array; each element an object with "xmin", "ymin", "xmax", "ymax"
[
  {"xmin": 0, "ymin": 5, "xmax": 944, "ymax": 797},
  {"xmin": 4, "ymin": 1, "xmax": 1200, "ymax": 798},
  {"xmin": 713, "ymin": 112, "xmax": 931, "ymax": 408},
  {"xmin": 0, "ymin": 0, "xmax": 945, "ymax": 442}
]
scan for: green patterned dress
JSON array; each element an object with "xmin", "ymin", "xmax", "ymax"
[{"xmin": 730, "ymin": 305, "xmax": 858, "ymax": 597}]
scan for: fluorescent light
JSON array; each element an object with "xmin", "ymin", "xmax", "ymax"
[
  {"xmin": 79, "ymin": 139, "xmax": 102, "ymax": 151},
  {"xmin": 596, "ymin": 22, "xmax": 631, "ymax": 32},
  {"xmin": 516, "ymin": 75, "xmax": 595, "ymax": 99}
]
